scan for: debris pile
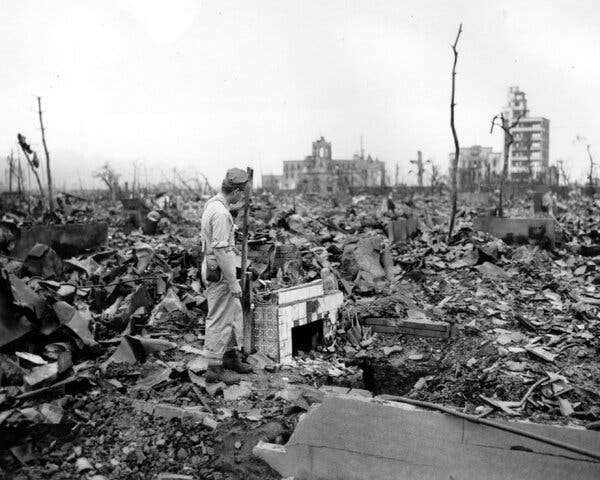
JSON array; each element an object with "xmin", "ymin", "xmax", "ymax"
[{"xmin": 1, "ymin": 189, "xmax": 600, "ymax": 479}]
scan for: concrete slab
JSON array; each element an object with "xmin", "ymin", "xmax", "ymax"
[
  {"xmin": 254, "ymin": 395, "xmax": 600, "ymax": 480},
  {"xmin": 473, "ymin": 216, "xmax": 554, "ymax": 247},
  {"xmin": 12, "ymin": 222, "xmax": 108, "ymax": 259}
]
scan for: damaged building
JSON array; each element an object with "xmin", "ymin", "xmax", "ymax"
[
  {"xmin": 505, "ymin": 86, "xmax": 551, "ymax": 182},
  {"xmin": 282, "ymin": 137, "xmax": 385, "ymax": 194},
  {"xmin": 449, "ymin": 145, "xmax": 503, "ymax": 190}
]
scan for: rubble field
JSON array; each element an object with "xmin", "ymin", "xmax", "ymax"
[{"xmin": 1, "ymin": 190, "xmax": 600, "ymax": 479}]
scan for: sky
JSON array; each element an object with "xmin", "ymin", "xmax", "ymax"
[{"xmin": 1, "ymin": 0, "xmax": 600, "ymax": 190}]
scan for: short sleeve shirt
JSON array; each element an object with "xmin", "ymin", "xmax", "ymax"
[{"xmin": 200, "ymin": 194, "xmax": 235, "ymax": 255}]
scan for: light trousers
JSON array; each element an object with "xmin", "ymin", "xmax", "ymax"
[{"xmin": 203, "ymin": 278, "xmax": 243, "ymax": 361}]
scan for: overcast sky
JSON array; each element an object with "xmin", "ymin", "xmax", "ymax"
[{"xmin": 1, "ymin": 0, "xmax": 599, "ymax": 190}]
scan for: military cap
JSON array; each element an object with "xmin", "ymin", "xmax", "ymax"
[{"xmin": 223, "ymin": 168, "xmax": 249, "ymax": 188}]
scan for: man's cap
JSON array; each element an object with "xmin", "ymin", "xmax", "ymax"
[{"xmin": 223, "ymin": 168, "xmax": 249, "ymax": 188}]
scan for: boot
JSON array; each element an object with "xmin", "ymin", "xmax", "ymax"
[
  {"xmin": 222, "ymin": 350, "xmax": 254, "ymax": 374},
  {"xmin": 205, "ymin": 365, "xmax": 224, "ymax": 383},
  {"xmin": 205, "ymin": 365, "xmax": 242, "ymax": 385}
]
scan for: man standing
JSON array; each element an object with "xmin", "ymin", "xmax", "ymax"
[{"xmin": 201, "ymin": 168, "xmax": 253, "ymax": 381}]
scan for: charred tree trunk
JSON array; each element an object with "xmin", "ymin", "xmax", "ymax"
[
  {"xmin": 492, "ymin": 113, "xmax": 523, "ymax": 216},
  {"xmin": 18, "ymin": 145, "xmax": 45, "ymax": 202},
  {"xmin": 447, "ymin": 23, "xmax": 463, "ymax": 243},
  {"xmin": 498, "ymin": 118, "xmax": 511, "ymax": 217}
]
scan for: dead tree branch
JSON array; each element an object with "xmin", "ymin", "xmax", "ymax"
[
  {"xmin": 447, "ymin": 23, "xmax": 463, "ymax": 243},
  {"xmin": 17, "ymin": 133, "xmax": 45, "ymax": 202},
  {"xmin": 576, "ymin": 136, "xmax": 596, "ymax": 194},
  {"xmin": 94, "ymin": 163, "xmax": 121, "ymax": 202},
  {"xmin": 490, "ymin": 111, "xmax": 524, "ymax": 216}
]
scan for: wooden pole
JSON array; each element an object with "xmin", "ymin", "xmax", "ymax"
[
  {"xmin": 241, "ymin": 167, "xmax": 254, "ymax": 353},
  {"xmin": 37, "ymin": 97, "xmax": 54, "ymax": 210}
]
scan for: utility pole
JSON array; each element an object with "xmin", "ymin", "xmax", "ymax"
[
  {"xmin": 395, "ymin": 163, "xmax": 399, "ymax": 187},
  {"xmin": 37, "ymin": 97, "xmax": 54, "ymax": 210}
]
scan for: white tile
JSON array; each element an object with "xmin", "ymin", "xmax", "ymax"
[{"xmin": 279, "ymin": 322, "xmax": 287, "ymax": 341}]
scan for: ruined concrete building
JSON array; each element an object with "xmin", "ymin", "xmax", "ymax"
[
  {"xmin": 448, "ymin": 87, "xmax": 551, "ymax": 190},
  {"xmin": 505, "ymin": 86, "xmax": 550, "ymax": 182},
  {"xmin": 281, "ymin": 137, "xmax": 385, "ymax": 194},
  {"xmin": 449, "ymin": 145, "xmax": 503, "ymax": 190}
]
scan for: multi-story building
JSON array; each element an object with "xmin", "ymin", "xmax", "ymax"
[
  {"xmin": 283, "ymin": 137, "xmax": 385, "ymax": 194},
  {"xmin": 504, "ymin": 86, "xmax": 550, "ymax": 182},
  {"xmin": 449, "ymin": 145, "xmax": 503, "ymax": 190}
]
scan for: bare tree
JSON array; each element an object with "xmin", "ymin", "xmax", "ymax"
[
  {"xmin": 194, "ymin": 169, "xmax": 215, "ymax": 195},
  {"xmin": 447, "ymin": 23, "xmax": 463, "ymax": 243},
  {"xmin": 17, "ymin": 133, "xmax": 45, "ymax": 202},
  {"xmin": 94, "ymin": 162, "xmax": 121, "ymax": 202},
  {"xmin": 490, "ymin": 112, "xmax": 524, "ymax": 216},
  {"xmin": 575, "ymin": 136, "xmax": 595, "ymax": 194},
  {"xmin": 426, "ymin": 159, "xmax": 440, "ymax": 194},
  {"xmin": 173, "ymin": 168, "xmax": 197, "ymax": 194}
]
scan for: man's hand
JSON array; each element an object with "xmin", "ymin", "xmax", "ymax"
[{"xmin": 230, "ymin": 281, "xmax": 242, "ymax": 299}]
